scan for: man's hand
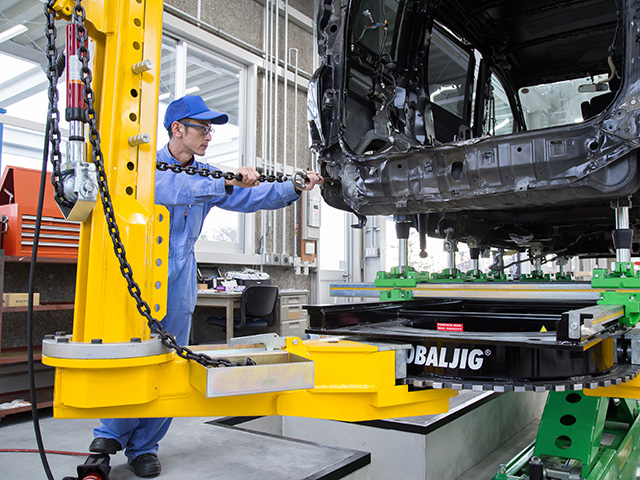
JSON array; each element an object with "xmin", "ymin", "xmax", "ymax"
[
  {"xmin": 225, "ymin": 167, "xmax": 324, "ymax": 190},
  {"xmin": 225, "ymin": 166, "xmax": 261, "ymax": 188},
  {"xmin": 294, "ymin": 171, "xmax": 324, "ymax": 192}
]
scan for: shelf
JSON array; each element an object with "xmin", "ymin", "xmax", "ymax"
[
  {"xmin": 0, "ymin": 386, "xmax": 53, "ymax": 418},
  {"xmin": 2, "ymin": 302, "xmax": 74, "ymax": 313},
  {"xmin": 0, "ymin": 346, "xmax": 42, "ymax": 365}
]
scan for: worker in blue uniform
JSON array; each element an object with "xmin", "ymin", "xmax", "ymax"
[{"xmin": 87, "ymin": 95, "xmax": 323, "ymax": 477}]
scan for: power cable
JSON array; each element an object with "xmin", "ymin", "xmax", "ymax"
[
  {"xmin": 26, "ymin": 4, "xmax": 63, "ymax": 478},
  {"xmin": 0, "ymin": 449, "xmax": 89, "ymax": 457},
  {"xmin": 28, "ymin": 81, "xmax": 57, "ymax": 480}
]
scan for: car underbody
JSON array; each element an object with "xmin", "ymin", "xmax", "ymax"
[{"xmin": 309, "ymin": 0, "xmax": 640, "ymax": 258}]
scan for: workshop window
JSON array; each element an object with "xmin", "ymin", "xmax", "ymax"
[
  {"xmin": 353, "ymin": 0, "xmax": 401, "ymax": 58},
  {"xmin": 488, "ymin": 73, "xmax": 515, "ymax": 136},
  {"xmin": 158, "ymin": 38, "xmax": 246, "ymax": 251},
  {"xmin": 518, "ymin": 74, "xmax": 610, "ymax": 130},
  {"xmin": 427, "ymin": 32, "xmax": 470, "ymax": 119},
  {"xmin": 0, "ymin": 51, "xmax": 68, "ymax": 170}
]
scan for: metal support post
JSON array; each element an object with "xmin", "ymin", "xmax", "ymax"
[
  {"xmin": 520, "ymin": 244, "xmax": 551, "ymax": 281},
  {"xmin": 443, "ymin": 228, "xmax": 457, "ymax": 271},
  {"xmin": 468, "ymin": 237, "xmax": 480, "ymax": 274},
  {"xmin": 394, "ymin": 215, "xmax": 411, "ymax": 270},
  {"xmin": 613, "ymin": 198, "xmax": 633, "ymax": 265},
  {"xmin": 531, "ymin": 245, "xmax": 543, "ymax": 273},
  {"xmin": 398, "ymin": 238, "xmax": 408, "ymax": 268}
]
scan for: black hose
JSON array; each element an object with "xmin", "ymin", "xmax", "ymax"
[{"xmin": 28, "ymin": 102, "xmax": 56, "ymax": 480}]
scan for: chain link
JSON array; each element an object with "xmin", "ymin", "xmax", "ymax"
[
  {"xmin": 45, "ymin": 0, "xmax": 251, "ymax": 368},
  {"xmin": 44, "ymin": 2, "xmax": 72, "ymax": 211},
  {"xmin": 156, "ymin": 161, "xmax": 289, "ymax": 184}
]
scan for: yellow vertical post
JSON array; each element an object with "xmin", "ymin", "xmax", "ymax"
[{"xmin": 69, "ymin": 0, "xmax": 168, "ymax": 344}]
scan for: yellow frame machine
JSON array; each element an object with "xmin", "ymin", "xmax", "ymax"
[{"xmin": 38, "ymin": 2, "xmax": 640, "ymax": 479}]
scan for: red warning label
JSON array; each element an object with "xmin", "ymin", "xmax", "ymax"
[{"xmin": 437, "ymin": 323, "xmax": 464, "ymax": 332}]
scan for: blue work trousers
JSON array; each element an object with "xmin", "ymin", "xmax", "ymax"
[{"xmin": 93, "ymin": 417, "xmax": 172, "ymax": 462}]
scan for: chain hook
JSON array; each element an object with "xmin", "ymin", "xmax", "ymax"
[{"xmin": 292, "ymin": 171, "xmax": 310, "ymax": 190}]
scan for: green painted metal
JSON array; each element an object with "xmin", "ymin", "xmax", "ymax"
[
  {"xmin": 429, "ymin": 268, "xmax": 466, "ymax": 282},
  {"xmin": 554, "ymin": 271, "xmax": 574, "ymax": 281},
  {"xmin": 584, "ymin": 398, "xmax": 640, "ymax": 480},
  {"xmin": 375, "ymin": 265, "xmax": 510, "ymax": 287},
  {"xmin": 534, "ymin": 391, "xmax": 608, "ymax": 477},
  {"xmin": 593, "ymin": 262, "xmax": 640, "ymax": 326},
  {"xmin": 379, "ymin": 288, "xmax": 414, "ymax": 301},
  {"xmin": 518, "ymin": 269, "xmax": 552, "ymax": 281},
  {"xmin": 533, "ymin": 392, "xmax": 608, "ymax": 477},
  {"xmin": 493, "ymin": 394, "xmax": 640, "ymax": 480},
  {"xmin": 463, "ymin": 269, "xmax": 510, "ymax": 282},
  {"xmin": 463, "ymin": 269, "xmax": 487, "ymax": 281},
  {"xmin": 374, "ymin": 266, "xmax": 429, "ymax": 288},
  {"xmin": 487, "ymin": 269, "xmax": 509, "ymax": 281},
  {"xmin": 374, "ymin": 266, "xmax": 423, "ymax": 301}
]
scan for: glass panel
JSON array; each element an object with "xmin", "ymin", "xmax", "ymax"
[
  {"xmin": 157, "ymin": 40, "xmax": 245, "ymax": 252},
  {"xmin": 157, "ymin": 41, "xmax": 177, "ymax": 147},
  {"xmin": 428, "ymin": 32, "xmax": 470, "ymax": 118},
  {"xmin": 518, "ymin": 74, "xmax": 610, "ymax": 130},
  {"xmin": 200, "ymin": 209, "xmax": 240, "ymax": 243},
  {"xmin": 0, "ymin": 52, "xmax": 68, "ymax": 170},
  {"xmin": 185, "ymin": 47, "xmax": 241, "ymax": 170},
  {"xmin": 353, "ymin": 0, "xmax": 400, "ymax": 57},
  {"xmin": 489, "ymin": 73, "xmax": 514, "ymax": 136},
  {"xmin": 186, "ymin": 47, "xmax": 242, "ymax": 248}
]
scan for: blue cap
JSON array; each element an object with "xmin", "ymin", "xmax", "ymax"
[{"xmin": 163, "ymin": 95, "xmax": 229, "ymax": 130}]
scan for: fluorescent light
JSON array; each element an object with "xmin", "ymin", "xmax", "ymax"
[
  {"xmin": 159, "ymin": 92, "xmax": 171, "ymax": 101},
  {"xmin": 0, "ymin": 24, "xmax": 28, "ymax": 45},
  {"xmin": 185, "ymin": 86, "xmax": 200, "ymax": 95}
]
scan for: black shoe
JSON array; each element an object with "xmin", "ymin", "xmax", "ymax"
[
  {"xmin": 129, "ymin": 453, "xmax": 161, "ymax": 478},
  {"xmin": 89, "ymin": 437, "xmax": 122, "ymax": 455}
]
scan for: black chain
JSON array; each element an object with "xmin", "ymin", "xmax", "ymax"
[
  {"xmin": 44, "ymin": 2, "xmax": 72, "ymax": 211},
  {"xmin": 156, "ymin": 161, "xmax": 288, "ymax": 184},
  {"xmin": 45, "ymin": 0, "xmax": 250, "ymax": 368}
]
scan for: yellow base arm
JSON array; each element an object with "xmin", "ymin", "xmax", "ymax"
[{"xmin": 44, "ymin": 338, "xmax": 456, "ymax": 421}]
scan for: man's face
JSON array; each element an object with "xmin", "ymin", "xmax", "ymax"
[{"xmin": 178, "ymin": 118, "xmax": 213, "ymax": 156}]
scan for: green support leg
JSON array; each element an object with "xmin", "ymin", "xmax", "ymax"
[
  {"xmin": 493, "ymin": 392, "xmax": 640, "ymax": 480},
  {"xmin": 533, "ymin": 391, "xmax": 608, "ymax": 477}
]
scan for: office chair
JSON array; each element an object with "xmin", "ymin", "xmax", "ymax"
[{"xmin": 207, "ymin": 285, "xmax": 279, "ymax": 332}]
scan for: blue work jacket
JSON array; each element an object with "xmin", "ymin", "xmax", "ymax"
[{"xmin": 154, "ymin": 144, "xmax": 301, "ymax": 343}]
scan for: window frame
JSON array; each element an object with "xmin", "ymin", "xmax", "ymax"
[{"xmin": 162, "ymin": 13, "xmax": 262, "ymax": 264}]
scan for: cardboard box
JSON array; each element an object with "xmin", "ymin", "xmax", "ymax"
[{"xmin": 3, "ymin": 293, "xmax": 40, "ymax": 308}]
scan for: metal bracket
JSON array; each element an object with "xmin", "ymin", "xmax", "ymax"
[
  {"xmin": 58, "ymin": 160, "xmax": 98, "ymax": 222},
  {"xmin": 228, "ymin": 332, "xmax": 286, "ymax": 351},
  {"xmin": 625, "ymin": 328, "xmax": 640, "ymax": 365},
  {"xmin": 558, "ymin": 304, "xmax": 625, "ymax": 342}
]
